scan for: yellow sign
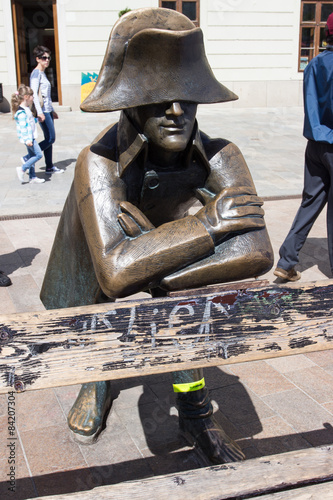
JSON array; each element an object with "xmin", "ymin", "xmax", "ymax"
[{"xmin": 81, "ymin": 73, "xmax": 98, "ymax": 103}]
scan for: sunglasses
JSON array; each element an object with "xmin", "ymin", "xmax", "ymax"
[{"xmin": 40, "ymin": 55, "xmax": 51, "ymax": 61}]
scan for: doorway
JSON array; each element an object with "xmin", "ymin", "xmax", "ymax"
[{"xmin": 11, "ymin": 0, "xmax": 61, "ymax": 103}]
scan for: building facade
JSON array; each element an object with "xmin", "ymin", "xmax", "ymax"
[{"xmin": 0, "ymin": 0, "xmax": 332, "ymax": 111}]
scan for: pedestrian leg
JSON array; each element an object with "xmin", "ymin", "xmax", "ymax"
[{"xmin": 277, "ymin": 141, "xmax": 330, "ymax": 271}]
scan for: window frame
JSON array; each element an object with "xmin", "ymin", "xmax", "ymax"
[
  {"xmin": 299, "ymin": 1, "xmax": 333, "ymax": 71},
  {"xmin": 159, "ymin": 0, "xmax": 200, "ymax": 26}
]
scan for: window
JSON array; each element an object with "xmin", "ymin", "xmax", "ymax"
[
  {"xmin": 159, "ymin": 1, "xmax": 199, "ymax": 26},
  {"xmin": 299, "ymin": 1, "xmax": 333, "ymax": 70}
]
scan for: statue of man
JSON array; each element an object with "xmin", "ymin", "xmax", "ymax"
[{"xmin": 41, "ymin": 7, "xmax": 273, "ymax": 464}]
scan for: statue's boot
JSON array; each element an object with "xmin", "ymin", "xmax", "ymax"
[
  {"xmin": 67, "ymin": 381, "xmax": 112, "ymax": 444},
  {"xmin": 173, "ymin": 369, "xmax": 245, "ymax": 464}
]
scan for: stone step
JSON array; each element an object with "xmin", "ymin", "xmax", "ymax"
[{"xmin": 53, "ymin": 103, "xmax": 72, "ymax": 112}]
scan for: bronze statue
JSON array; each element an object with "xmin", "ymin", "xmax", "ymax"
[{"xmin": 40, "ymin": 7, "xmax": 273, "ymax": 464}]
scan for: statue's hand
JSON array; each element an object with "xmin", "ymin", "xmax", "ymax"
[
  {"xmin": 117, "ymin": 201, "xmax": 155, "ymax": 237},
  {"xmin": 195, "ymin": 186, "xmax": 265, "ymax": 243}
]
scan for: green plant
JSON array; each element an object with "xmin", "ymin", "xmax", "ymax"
[{"xmin": 118, "ymin": 8, "xmax": 131, "ymax": 17}]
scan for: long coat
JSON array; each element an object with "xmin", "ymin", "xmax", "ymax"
[{"xmin": 40, "ymin": 112, "xmax": 273, "ymax": 310}]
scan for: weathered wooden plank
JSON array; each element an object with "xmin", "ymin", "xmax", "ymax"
[
  {"xmin": 252, "ymin": 481, "xmax": 333, "ymax": 498},
  {"xmin": 168, "ymin": 279, "xmax": 269, "ymax": 296},
  {"xmin": 29, "ymin": 446, "xmax": 333, "ymax": 500},
  {"xmin": 1, "ymin": 280, "xmax": 333, "ymax": 393}
]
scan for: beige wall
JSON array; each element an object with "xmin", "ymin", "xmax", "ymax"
[
  {"xmin": 0, "ymin": 0, "xmax": 16, "ymax": 112},
  {"xmin": 0, "ymin": 0, "xmax": 6, "ymax": 85},
  {"xmin": 59, "ymin": 0, "xmax": 303, "ymax": 109},
  {"xmin": 57, "ymin": 0, "xmax": 157, "ymax": 109},
  {"xmin": 200, "ymin": 0, "xmax": 303, "ymax": 107},
  {"xmin": 58, "ymin": 0, "xmax": 156, "ymax": 86},
  {"xmin": 203, "ymin": 0, "xmax": 301, "ymax": 80},
  {"xmin": 0, "ymin": 0, "xmax": 16, "ymax": 85},
  {"xmin": 1, "ymin": 0, "xmax": 304, "ymax": 110}
]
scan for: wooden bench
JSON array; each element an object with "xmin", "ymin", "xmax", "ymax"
[{"xmin": 1, "ymin": 279, "xmax": 333, "ymax": 498}]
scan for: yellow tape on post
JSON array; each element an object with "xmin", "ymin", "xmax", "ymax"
[{"xmin": 173, "ymin": 377, "xmax": 205, "ymax": 393}]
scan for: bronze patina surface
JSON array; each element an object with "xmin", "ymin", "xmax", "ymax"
[{"xmin": 40, "ymin": 7, "xmax": 273, "ymax": 462}]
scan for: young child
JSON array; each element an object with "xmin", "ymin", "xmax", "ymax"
[{"xmin": 11, "ymin": 84, "xmax": 45, "ymax": 184}]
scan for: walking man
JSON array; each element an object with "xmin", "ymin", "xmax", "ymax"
[{"xmin": 274, "ymin": 13, "xmax": 333, "ymax": 281}]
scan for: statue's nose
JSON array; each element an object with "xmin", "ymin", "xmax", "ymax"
[{"xmin": 165, "ymin": 102, "xmax": 184, "ymax": 116}]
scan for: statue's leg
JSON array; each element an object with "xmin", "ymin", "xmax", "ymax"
[
  {"xmin": 173, "ymin": 368, "xmax": 245, "ymax": 464},
  {"xmin": 67, "ymin": 291, "xmax": 114, "ymax": 444},
  {"xmin": 67, "ymin": 380, "xmax": 112, "ymax": 444}
]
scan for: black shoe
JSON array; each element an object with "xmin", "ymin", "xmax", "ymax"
[
  {"xmin": 179, "ymin": 413, "xmax": 245, "ymax": 464},
  {"xmin": 0, "ymin": 271, "xmax": 11, "ymax": 287},
  {"xmin": 177, "ymin": 387, "xmax": 245, "ymax": 464}
]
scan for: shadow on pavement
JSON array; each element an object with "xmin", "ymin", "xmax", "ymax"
[
  {"xmin": 0, "ymin": 247, "xmax": 40, "ymax": 276},
  {"xmin": 298, "ymin": 237, "xmax": 331, "ymax": 278},
  {"xmin": 273, "ymin": 237, "xmax": 331, "ymax": 283}
]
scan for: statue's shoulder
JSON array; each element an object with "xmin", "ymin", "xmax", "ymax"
[
  {"xmin": 77, "ymin": 123, "xmax": 118, "ymax": 168},
  {"xmin": 199, "ymin": 130, "xmax": 242, "ymax": 161},
  {"xmin": 75, "ymin": 122, "xmax": 119, "ymax": 182},
  {"xmin": 89, "ymin": 122, "xmax": 118, "ymax": 160}
]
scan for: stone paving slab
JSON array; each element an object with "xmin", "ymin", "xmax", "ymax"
[
  {"xmin": 0, "ymin": 198, "xmax": 332, "ymax": 498},
  {"xmin": 0, "ymin": 106, "xmax": 305, "ymax": 217},
  {"xmin": 0, "ymin": 106, "xmax": 332, "ymax": 498}
]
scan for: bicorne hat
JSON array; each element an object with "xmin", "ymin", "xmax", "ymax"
[{"xmin": 81, "ymin": 7, "xmax": 238, "ymax": 112}]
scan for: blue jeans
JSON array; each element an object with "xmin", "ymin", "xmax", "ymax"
[
  {"xmin": 22, "ymin": 140, "xmax": 43, "ymax": 179},
  {"xmin": 39, "ymin": 112, "xmax": 56, "ymax": 170}
]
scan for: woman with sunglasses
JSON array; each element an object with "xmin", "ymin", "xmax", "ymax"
[{"xmin": 30, "ymin": 45, "xmax": 63, "ymax": 174}]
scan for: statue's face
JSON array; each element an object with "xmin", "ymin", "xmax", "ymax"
[{"xmin": 128, "ymin": 101, "xmax": 197, "ymax": 153}]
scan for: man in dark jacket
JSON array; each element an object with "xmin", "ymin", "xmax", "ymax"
[
  {"xmin": 41, "ymin": 7, "xmax": 273, "ymax": 464},
  {"xmin": 274, "ymin": 13, "xmax": 333, "ymax": 281}
]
